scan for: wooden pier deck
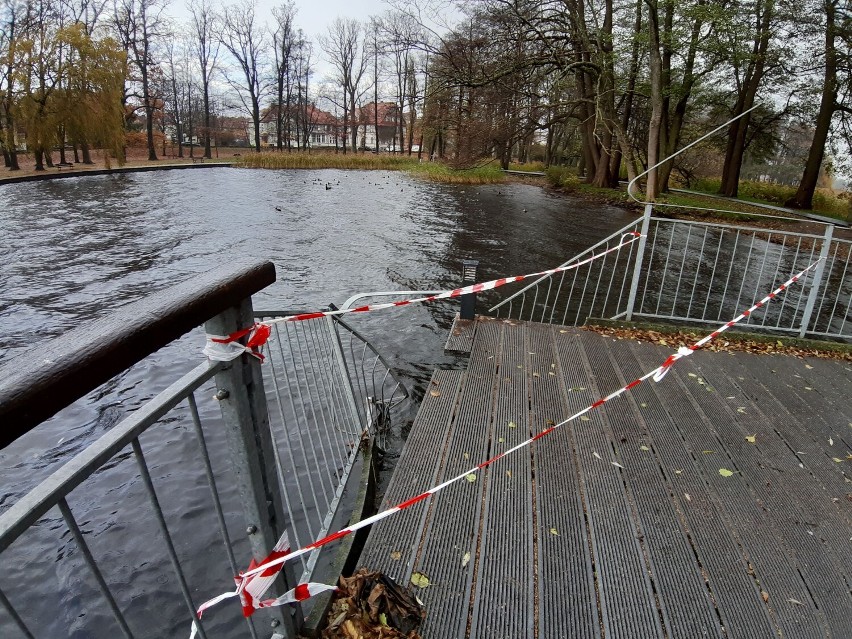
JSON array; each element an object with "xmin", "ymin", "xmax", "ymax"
[{"xmin": 359, "ymin": 317, "xmax": 852, "ymax": 638}]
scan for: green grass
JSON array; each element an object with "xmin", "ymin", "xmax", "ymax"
[
  {"xmin": 408, "ymin": 161, "xmax": 505, "ymax": 184},
  {"xmin": 508, "ymin": 161, "xmax": 547, "ymax": 173},
  {"xmin": 690, "ymin": 178, "xmax": 849, "ymax": 221},
  {"xmin": 234, "ymin": 151, "xmax": 507, "ymax": 184}
]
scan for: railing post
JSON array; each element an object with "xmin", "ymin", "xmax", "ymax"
[
  {"xmin": 205, "ymin": 298, "xmax": 299, "ymax": 638},
  {"xmin": 460, "ymin": 259, "xmax": 479, "ymax": 320},
  {"xmin": 798, "ymin": 223, "xmax": 834, "ymax": 338},
  {"xmin": 625, "ymin": 204, "xmax": 653, "ymax": 321}
]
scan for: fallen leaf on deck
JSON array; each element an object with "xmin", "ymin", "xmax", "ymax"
[
  {"xmin": 719, "ymin": 468, "xmax": 735, "ymax": 477},
  {"xmin": 832, "ymin": 458, "xmax": 843, "ymax": 463},
  {"xmin": 498, "ymin": 437, "xmax": 505, "ymax": 443},
  {"xmin": 410, "ymin": 573, "xmax": 431, "ymax": 588},
  {"xmin": 462, "ymin": 552, "xmax": 470, "ymax": 567},
  {"xmin": 675, "ymin": 469, "xmax": 683, "ymax": 475},
  {"xmin": 581, "ymin": 416, "xmax": 590, "ymax": 421},
  {"xmin": 746, "ymin": 434, "xmax": 756, "ymax": 443},
  {"xmin": 559, "ymin": 329, "xmax": 569, "ymax": 333},
  {"xmin": 465, "ymin": 474, "xmax": 477, "ymax": 482},
  {"xmin": 805, "ymin": 364, "xmax": 813, "ymax": 369},
  {"xmin": 548, "ymin": 371, "xmax": 556, "ymax": 376},
  {"xmin": 612, "ymin": 462, "xmax": 625, "ymax": 469},
  {"xmin": 641, "ymin": 403, "xmax": 648, "ymax": 408},
  {"xmin": 640, "ymin": 445, "xmax": 650, "ymax": 451},
  {"xmin": 551, "ymin": 363, "xmax": 556, "ymax": 368},
  {"xmin": 430, "ymin": 390, "xmax": 440, "ymax": 397},
  {"xmin": 593, "ymin": 451, "xmax": 602, "ymax": 460},
  {"xmin": 702, "ymin": 450, "xmax": 715, "ymax": 454},
  {"xmin": 688, "ymin": 373, "xmax": 697, "ymax": 378},
  {"xmin": 787, "ymin": 598, "xmax": 804, "ymax": 606},
  {"xmin": 761, "ymin": 591, "xmax": 769, "ymax": 603},
  {"xmin": 506, "ymin": 470, "xmax": 512, "ymax": 478},
  {"xmin": 508, "ymin": 421, "xmax": 517, "ymax": 428},
  {"xmin": 828, "ymin": 437, "xmax": 833, "ymax": 445},
  {"xmin": 550, "ymin": 527, "xmax": 559, "ymax": 535},
  {"xmin": 684, "ymin": 493, "xmax": 691, "ymax": 501},
  {"xmin": 737, "ymin": 407, "xmax": 746, "ymax": 414},
  {"xmin": 804, "ymin": 387, "xmax": 813, "ymax": 391},
  {"xmin": 463, "ymin": 452, "xmax": 469, "ymax": 459},
  {"xmin": 533, "ymin": 372, "xmax": 541, "ymax": 378},
  {"xmin": 390, "ymin": 551, "xmax": 401, "ymax": 561}
]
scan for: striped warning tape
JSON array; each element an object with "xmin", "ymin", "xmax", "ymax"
[
  {"xmin": 191, "ymin": 256, "xmax": 824, "ymax": 633},
  {"xmin": 203, "ymin": 232, "xmax": 643, "ymax": 362}
]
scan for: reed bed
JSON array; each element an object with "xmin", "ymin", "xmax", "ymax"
[{"xmin": 234, "ymin": 151, "xmax": 507, "ymax": 184}]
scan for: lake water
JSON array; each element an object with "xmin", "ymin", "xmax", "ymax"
[{"xmin": 0, "ymin": 167, "xmax": 635, "ymax": 637}]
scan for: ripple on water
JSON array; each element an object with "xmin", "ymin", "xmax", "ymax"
[{"xmin": 0, "ymin": 167, "xmax": 636, "ymax": 637}]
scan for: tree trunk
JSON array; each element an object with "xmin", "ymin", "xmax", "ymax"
[
  {"xmin": 203, "ymin": 87, "xmax": 212, "ymax": 158},
  {"xmin": 5, "ymin": 125, "xmax": 19, "ymax": 169},
  {"xmin": 252, "ymin": 98, "xmax": 261, "ymax": 152},
  {"xmin": 785, "ymin": 0, "xmax": 836, "ymax": 210},
  {"xmin": 610, "ymin": 0, "xmax": 642, "ymax": 181},
  {"xmin": 719, "ymin": 0, "xmax": 773, "ymax": 197},
  {"xmin": 646, "ymin": 0, "xmax": 664, "ymax": 200}
]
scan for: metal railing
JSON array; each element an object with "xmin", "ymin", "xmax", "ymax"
[
  {"xmin": 491, "ymin": 205, "xmax": 852, "ymax": 340},
  {"xmin": 490, "ymin": 218, "xmax": 645, "ymax": 325},
  {"xmin": 0, "ymin": 260, "xmax": 410, "ymax": 639},
  {"xmin": 254, "ymin": 311, "xmax": 408, "ymax": 585}
]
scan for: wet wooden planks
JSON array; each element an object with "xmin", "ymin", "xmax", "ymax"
[{"xmin": 359, "ymin": 319, "xmax": 852, "ymax": 638}]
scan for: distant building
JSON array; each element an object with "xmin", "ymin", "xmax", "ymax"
[
  {"xmin": 259, "ymin": 104, "xmax": 340, "ymax": 149},
  {"xmin": 358, "ymin": 102, "xmax": 405, "ymax": 151}
]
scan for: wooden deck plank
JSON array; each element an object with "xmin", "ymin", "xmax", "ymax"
[
  {"xmin": 359, "ymin": 368, "xmax": 463, "ymax": 579},
  {"xmin": 707, "ymin": 354, "xmax": 852, "ymax": 561},
  {"xmin": 622, "ymin": 340, "xmax": 779, "ymax": 639},
  {"xmin": 554, "ymin": 331, "xmax": 665, "ymax": 639},
  {"xmin": 662, "ymin": 349, "xmax": 835, "ymax": 638},
  {"xmin": 444, "ymin": 313, "xmax": 476, "ymax": 355},
  {"xmin": 358, "ymin": 319, "xmax": 852, "ymax": 638},
  {"xmin": 579, "ymin": 331, "xmax": 724, "ymax": 638},
  {"xmin": 410, "ymin": 320, "xmax": 503, "ymax": 638},
  {"xmin": 468, "ymin": 321, "xmax": 535, "ymax": 638},
  {"xmin": 527, "ymin": 323, "xmax": 600, "ymax": 638}
]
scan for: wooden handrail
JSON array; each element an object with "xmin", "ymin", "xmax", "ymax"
[{"xmin": 0, "ymin": 258, "xmax": 276, "ymax": 448}]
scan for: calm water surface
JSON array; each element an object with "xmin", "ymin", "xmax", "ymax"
[{"xmin": 0, "ymin": 167, "xmax": 634, "ymax": 637}]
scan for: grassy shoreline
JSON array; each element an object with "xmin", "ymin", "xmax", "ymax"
[{"xmin": 235, "ymin": 151, "xmax": 507, "ymax": 184}]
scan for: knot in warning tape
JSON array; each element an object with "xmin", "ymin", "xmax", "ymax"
[
  {"xmin": 203, "ymin": 323, "xmax": 271, "ymax": 362},
  {"xmin": 652, "ymin": 346, "xmax": 694, "ymax": 382}
]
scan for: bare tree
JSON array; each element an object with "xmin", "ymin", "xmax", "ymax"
[
  {"xmin": 113, "ymin": 0, "xmax": 168, "ymax": 161},
  {"xmin": 271, "ymin": 0, "xmax": 295, "ymax": 150},
  {"xmin": 0, "ymin": 0, "xmax": 27, "ymax": 169},
  {"xmin": 320, "ymin": 17, "xmax": 368, "ymax": 153},
  {"xmin": 220, "ymin": 0, "xmax": 267, "ymax": 152},
  {"xmin": 188, "ymin": 0, "xmax": 218, "ymax": 158}
]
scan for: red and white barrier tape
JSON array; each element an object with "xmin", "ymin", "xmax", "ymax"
[
  {"xmin": 191, "ymin": 257, "xmax": 823, "ymax": 634},
  {"xmin": 203, "ymin": 232, "xmax": 643, "ymax": 362}
]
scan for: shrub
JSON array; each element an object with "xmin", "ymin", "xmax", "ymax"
[{"xmin": 545, "ymin": 165, "xmax": 579, "ymax": 189}]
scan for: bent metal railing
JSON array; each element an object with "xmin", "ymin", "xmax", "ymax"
[
  {"xmin": 491, "ymin": 205, "xmax": 852, "ymax": 340},
  {"xmin": 0, "ymin": 260, "xmax": 409, "ymax": 639}
]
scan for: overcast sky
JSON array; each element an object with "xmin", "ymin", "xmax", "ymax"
[{"xmin": 165, "ymin": 0, "xmax": 458, "ymax": 80}]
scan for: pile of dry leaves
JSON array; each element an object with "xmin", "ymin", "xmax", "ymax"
[
  {"xmin": 584, "ymin": 325, "xmax": 852, "ymax": 362},
  {"xmin": 320, "ymin": 570, "xmax": 425, "ymax": 639}
]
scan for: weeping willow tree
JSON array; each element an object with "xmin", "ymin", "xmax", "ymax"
[{"xmin": 60, "ymin": 23, "xmax": 126, "ymax": 166}]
